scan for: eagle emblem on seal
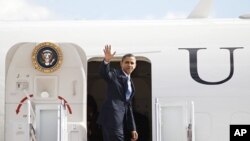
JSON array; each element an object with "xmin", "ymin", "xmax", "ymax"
[{"xmin": 32, "ymin": 42, "xmax": 63, "ymax": 73}]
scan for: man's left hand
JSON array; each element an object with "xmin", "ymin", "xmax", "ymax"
[{"xmin": 131, "ymin": 131, "xmax": 138, "ymax": 141}]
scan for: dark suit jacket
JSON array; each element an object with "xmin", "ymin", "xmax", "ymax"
[{"xmin": 97, "ymin": 61, "xmax": 136, "ymax": 131}]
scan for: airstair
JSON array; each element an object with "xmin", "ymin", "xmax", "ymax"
[{"xmin": 24, "ymin": 90, "xmax": 69, "ymax": 141}]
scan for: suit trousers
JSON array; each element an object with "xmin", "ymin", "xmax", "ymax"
[
  {"xmin": 102, "ymin": 122, "xmax": 130, "ymax": 141},
  {"xmin": 102, "ymin": 126, "xmax": 124, "ymax": 141}
]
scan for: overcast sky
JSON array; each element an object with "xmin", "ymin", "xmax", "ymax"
[{"xmin": 0, "ymin": 0, "xmax": 250, "ymax": 21}]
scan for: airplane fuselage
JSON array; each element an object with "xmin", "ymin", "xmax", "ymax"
[{"xmin": 1, "ymin": 19, "xmax": 250, "ymax": 141}]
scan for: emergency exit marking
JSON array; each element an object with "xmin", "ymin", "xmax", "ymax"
[{"xmin": 230, "ymin": 125, "xmax": 250, "ymax": 141}]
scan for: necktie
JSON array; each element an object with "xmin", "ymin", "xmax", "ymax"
[{"xmin": 126, "ymin": 76, "xmax": 132, "ymax": 101}]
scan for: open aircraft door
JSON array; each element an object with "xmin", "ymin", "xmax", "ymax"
[
  {"xmin": 5, "ymin": 42, "xmax": 87, "ymax": 141},
  {"xmin": 156, "ymin": 99, "xmax": 195, "ymax": 141}
]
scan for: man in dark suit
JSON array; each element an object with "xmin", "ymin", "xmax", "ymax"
[{"xmin": 97, "ymin": 45, "xmax": 138, "ymax": 141}]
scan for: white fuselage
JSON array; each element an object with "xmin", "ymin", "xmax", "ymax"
[{"xmin": 1, "ymin": 19, "xmax": 250, "ymax": 141}]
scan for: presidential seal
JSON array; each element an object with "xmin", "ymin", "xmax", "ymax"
[{"xmin": 32, "ymin": 42, "xmax": 63, "ymax": 73}]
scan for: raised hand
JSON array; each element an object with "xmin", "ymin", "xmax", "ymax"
[{"xmin": 103, "ymin": 44, "xmax": 116, "ymax": 62}]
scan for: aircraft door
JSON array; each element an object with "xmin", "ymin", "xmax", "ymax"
[{"xmin": 5, "ymin": 42, "xmax": 87, "ymax": 141}]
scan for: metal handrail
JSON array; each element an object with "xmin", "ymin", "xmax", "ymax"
[{"xmin": 24, "ymin": 89, "xmax": 37, "ymax": 141}]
